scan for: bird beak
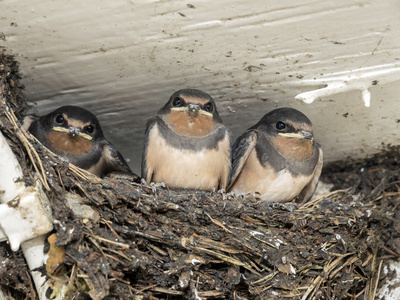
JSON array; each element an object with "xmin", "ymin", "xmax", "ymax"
[
  {"xmin": 198, "ymin": 110, "xmax": 213, "ymax": 118},
  {"xmin": 188, "ymin": 104, "xmax": 200, "ymax": 112},
  {"xmin": 68, "ymin": 126, "xmax": 80, "ymax": 136},
  {"xmin": 171, "ymin": 105, "xmax": 213, "ymax": 118},
  {"xmin": 53, "ymin": 126, "xmax": 93, "ymax": 141},
  {"xmin": 278, "ymin": 130, "xmax": 313, "ymax": 140},
  {"xmin": 171, "ymin": 107, "xmax": 189, "ymax": 112}
]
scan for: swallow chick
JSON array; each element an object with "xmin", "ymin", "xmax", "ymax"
[
  {"xmin": 228, "ymin": 107, "xmax": 323, "ymax": 203},
  {"xmin": 22, "ymin": 105, "xmax": 139, "ymax": 180},
  {"xmin": 142, "ymin": 89, "xmax": 231, "ymax": 191}
]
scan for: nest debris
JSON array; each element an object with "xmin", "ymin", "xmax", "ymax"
[{"xmin": 1, "ymin": 50, "xmax": 400, "ymax": 300}]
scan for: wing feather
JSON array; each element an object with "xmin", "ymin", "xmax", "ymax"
[
  {"xmin": 141, "ymin": 117, "xmax": 157, "ymax": 183},
  {"xmin": 297, "ymin": 147, "xmax": 323, "ymax": 203},
  {"xmin": 227, "ymin": 130, "xmax": 258, "ymax": 189},
  {"xmin": 99, "ymin": 142, "xmax": 140, "ymax": 182}
]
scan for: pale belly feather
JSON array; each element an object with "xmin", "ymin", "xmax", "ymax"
[
  {"xmin": 146, "ymin": 125, "xmax": 230, "ymax": 190},
  {"xmin": 230, "ymin": 150, "xmax": 312, "ymax": 202}
]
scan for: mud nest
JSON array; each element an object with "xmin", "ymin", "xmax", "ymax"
[{"xmin": 1, "ymin": 50, "xmax": 400, "ymax": 300}]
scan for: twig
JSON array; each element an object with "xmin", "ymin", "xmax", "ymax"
[
  {"xmin": 371, "ymin": 260, "xmax": 383, "ymax": 300},
  {"xmin": 301, "ymin": 275, "xmax": 323, "ymax": 300},
  {"xmin": 1, "ymin": 100, "xmax": 50, "ymax": 190},
  {"xmin": 253, "ymin": 271, "xmax": 276, "ymax": 285},
  {"xmin": 300, "ymin": 189, "xmax": 352, "ymax": 209},
  {"xmin": 205, "ymin": 212, "xmax": 232, "ymax": 233},
  {"xmin": 137, "ymin": 284, "xmax": 158, "ymax": 293},
  {"xmin": 251, "ymin": 235, "xmax": 279, "ymax": 249},
  {"xmin": 88, "ymin": 234, "xmax": 130, "ymax": 249},
  {"xmin": 25, "ymin": 270, "xmax": 36, "ymax": 300},
  {"xmin": 150, "ymin": 287, "xmax": 184, "ymax": 295},
  {"xmin": 101, "ymin": 218, "xmax": 122, "ymax": 240},
  {"xmin": 195, "ymin": 247, "xmax": 261, "ymax": 276},
  {"xmin": 382, "ymin": 245, "xmax": 400, "ymax": 257}
]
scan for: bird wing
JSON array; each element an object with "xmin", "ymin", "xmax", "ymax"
[
  {"xmin": 297, "ymin": 147, "xmax": 323, "ymax": 204},
  {"xmin": 141, "ymin": 117, "xmax": 157, "ymax": 183},
  {"xmin": 227, "ymin": 130, "xmax": 258, "ymax": 189},
  {"xmin": 99, "ymin": 142, "xmax": 140, "ymax": 182}
]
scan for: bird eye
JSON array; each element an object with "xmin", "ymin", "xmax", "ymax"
[
  {"xmin": 204, "ymin": 102, "xmax": 214, "ymax": 112},
  {"xmin": 85, "ymin": 125, "xmax": 95, "ymax": 134},
  {"xmin": 172, "ymin": 97, "xmax": 183, "ymax": 107},
  {"xmin": 276, "ymin": 121, "xmax": 286, "ymax": 130},
  {"xmin": 55, "ymin": 115, "xmax": 64, "ymax": 124}
]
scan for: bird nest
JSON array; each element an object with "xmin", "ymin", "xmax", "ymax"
[{"xmin": 1, "ymin": 50, "xmax": 400, "ymax": 300}]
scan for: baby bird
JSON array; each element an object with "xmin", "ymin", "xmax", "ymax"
[
  {"xmin": 23, "ymin": 105, "xmax": 139, "ymax": 180},
  {"xmin": 228, "ymin": 107, "xmax": 322, "ymax": 203},
  {"xmin": 142, "ymin": 89, "xmax": 230, "ymax": 191}
]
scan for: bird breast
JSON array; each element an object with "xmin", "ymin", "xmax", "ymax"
[
  {"xmin": 145, "ymin": 123, "xmax": 230, "ymax": 190},
  {"xmin": 47, "ymin": 131, "xmax": 93, "ymax": 156},
  {"xmin": 165, "ymin": 111, "xmax": 215, "ymax": 137},
  {"xmin": 271, "ymin": 135, "xmax": 314, "ymax": 161},
  {"xmin": 230, "ymin": 150, "xmax": 312, "ymax": 202}
]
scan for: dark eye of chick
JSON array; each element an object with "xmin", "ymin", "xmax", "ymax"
[
  {"xmin": 55, "ymin": 115, "xmax": 65, "ymax": 124},
  {"xmin": 172, "ymin": 97, "xmax": 183, "ymax": 107},
  {"xmin": 276, "ymin": 121, "xmax": 286, "ymax": 130},
  {"xmin": 85, "ymin": 125, "xmax": 95, "ymax": 134},
  {"xmin": 204, "ymin": 102, "xmax": 214, "ymax": 112}
]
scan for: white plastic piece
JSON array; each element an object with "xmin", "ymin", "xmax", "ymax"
[
  {"xmin": 0, "ymin": 229, "xmax": 6, "ymax": 243},
  {"xmin": 0, "ymin": 130, "xmax": 25, "ymax": 243},
  {"xmin": 0, "ymin": 131, "xmax": 26, "ymax": 203},
  {"xmin": 20, "ymin": 236, "xmax": 52, "ymax": 299},
  {"xmin": 376, "ymin": 260, "xmax": 400, "ymax": 300},
  {"xmin": 293, "ymin": 63, "xmax": 400, "ymax": 107},
  {"xmin": 0, "ymin": 131, "xmax": 63, "ymax": 299},
  {"xmin": 0, "ymin": 182, "xmax": 53, "ymax": 251}
]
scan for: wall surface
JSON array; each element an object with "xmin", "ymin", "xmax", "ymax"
[{"xmin": 1, "ymin": 0, "xmax": 400, "ymax": 174}]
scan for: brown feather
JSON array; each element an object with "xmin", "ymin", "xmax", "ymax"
[
  {"xmin": 165, "ymin": 111, "xmax": 214, "ymax": 137},
  {"xmin": 271, "ymin": 135, "xmax": 314, "ymax": 161},
  {"xmin": 47, "ymin": 131, "xmax": 93, "ymax": 156}
]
